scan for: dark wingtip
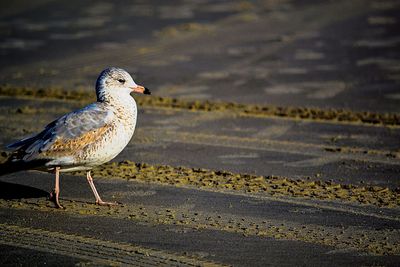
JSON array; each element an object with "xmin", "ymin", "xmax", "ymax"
[{"xmin": 144, "ymin": 87, "xmax": 151, "ymax": 95}]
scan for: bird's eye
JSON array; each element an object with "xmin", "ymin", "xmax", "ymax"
[{"xmin": 118, "ymin": 79, "xmax": 125, "ymax": 83}]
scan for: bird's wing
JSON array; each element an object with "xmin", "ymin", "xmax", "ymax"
[{"xmin": 7, "ymin": 103, "xmax": 114, "ymax": 163}]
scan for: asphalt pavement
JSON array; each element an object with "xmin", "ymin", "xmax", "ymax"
[{"xmin": 0, "ymin": 0, "xmax": 399, "ymax": 266}]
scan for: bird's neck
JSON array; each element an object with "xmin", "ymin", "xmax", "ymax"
[
  {"xmin": 99, "ymin": 91, "xmax": 137, "ymax": 116},
  {"xmin": 97, "ymin": 87, "xmax": 132, "ymax": 105}
]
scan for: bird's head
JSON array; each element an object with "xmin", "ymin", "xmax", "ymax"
[{"xmin": 95, "ymin": 67, "xmax": 150, "ymax": 102}]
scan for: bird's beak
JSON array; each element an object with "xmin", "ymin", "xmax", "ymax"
[{"xmin": 131, "ymin": 85, "xmax": 151, "ymax": 95}]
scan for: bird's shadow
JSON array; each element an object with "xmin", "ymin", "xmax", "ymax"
[{"xmin": 0, "ymin": 181, "xmax": 48, "ymax": 200}]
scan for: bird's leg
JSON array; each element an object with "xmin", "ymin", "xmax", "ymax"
[
  {"xmin": 86, "ymin": 171, "xmax": 118, "ymax": 206},
  {"xmin": 49, "ymin": 166, "xmax": 64, "ymax": 209}
]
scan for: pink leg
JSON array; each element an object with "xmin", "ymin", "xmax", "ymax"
[
  {"xmin": 86, "ymin": 171, "xmax": 117, "ymax": 206},
  {"xmin": 49, "ymin": 167, "xmax": 63, "ymax": 209}
]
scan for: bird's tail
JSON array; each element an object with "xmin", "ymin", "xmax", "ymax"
[
  {"xmin": 0, "ymin": 159, "xmax": 28, "ymax": 176},
  {"xmin": 0, "ymin": 155, "xmax": 45, "ymax": 176}
]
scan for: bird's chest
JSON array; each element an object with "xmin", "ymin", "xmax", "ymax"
[{"xmin": 81, "ymin": 104, "xmax": 137, "ymax": 165}]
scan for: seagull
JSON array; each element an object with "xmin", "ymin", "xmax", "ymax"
[{"xmin": 1, "ymin": 67, "xmax": 151, "ymax": 208}]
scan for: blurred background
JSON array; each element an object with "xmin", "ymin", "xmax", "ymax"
[{"xmin": 1, "ymin": 0, "xmax": 399, "ymax": 112}]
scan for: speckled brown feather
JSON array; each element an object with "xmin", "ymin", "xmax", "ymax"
[{"xmin": 40, "ymin": 124, "xmax": 114, "ymax": 159}]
